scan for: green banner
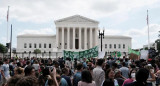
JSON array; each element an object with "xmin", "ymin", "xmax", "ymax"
[
  {"xmin": 63, "ymin": 46, "xmax": 98, "ymax": 60},
  {"xmin": 128, "ymin": 47, "xmax": 140, "ymax": 56}
]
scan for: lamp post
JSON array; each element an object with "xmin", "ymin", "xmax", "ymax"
[
  {"xmin": 29, "ymin": 51, "xmax": 31, "ymax": 58},
  {"xmin": 24, "ymin": 51, "xmax": 26, "ymax": 58},
  {"xmin": 56, "ymin": 52, "xmax": 58, "ymax": 58},
  {"xmin": 49, "ymin": 51, "xmax": 51, "ymax": 58},
  {"xmin": 99, "ymin": 29, "xmax": 105, "ymax": 51},
  {"xmin": 42, "ymin": 52, "xmax": 44, "ymax": 58},
  {"xmin": 44, "ymin": 51, "xmax": 46, "ymax": 58}
]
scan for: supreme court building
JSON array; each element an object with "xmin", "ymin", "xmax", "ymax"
[{"xmin": 17, "ymin": 15, "xmax": 131, "ymax": 58}]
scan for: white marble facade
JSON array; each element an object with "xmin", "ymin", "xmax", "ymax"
[
  {"xmin": 55, "ymin": 15, "xmax": 98, "ymax": 51},
  {"xmin": 17, "ymin": 15, "xmax": 132, "ymax": 57}
]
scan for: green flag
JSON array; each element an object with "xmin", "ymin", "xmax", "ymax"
[
  {"xmin": 111, "ymin": 52, "xmax": 116, "ymax": 57},
  {"xmin": 117, "ymin": 52, "xmax": 121, "ymax": 57},
  {"xmin": 128, "ymin": 47, "xmax": 140, "ymax": 55}
]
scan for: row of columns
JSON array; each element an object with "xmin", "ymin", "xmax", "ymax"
[{"xmin": 56, "ymin": 27, "xmax": 98, "ymax": 50}]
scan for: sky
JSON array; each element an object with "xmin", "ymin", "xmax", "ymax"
[{"xmin": 0, "ymin": 0, "xmax": 160, "ymax": 49}]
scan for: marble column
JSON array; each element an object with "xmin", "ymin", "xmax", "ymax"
[
  {"xmin": 90, "ymin": 28, "xmax": 92, "ymax": 48},
  {"xmin": 79, "ymin": 28, "xmax": 81, "ymax": 49},
  {"xmin": 95, "ymin": 28, "xmax": 98, "ymax": 46},
  {"xmin": 73, "ymin": 28, "xmax": 75, "ymax": 50},
  {"xmin": 67, "ymin": 28, "xmax": 70, "ymax": 49},
  {"xmin": 84, "ymin": 28, "xmax": 87, "ymax": 50},
  {"xmin": 56, "ymin": 27, "xmax": 59, "ymax": 49},
  {"xmin": 62, "ymin": 27, "xmax": 64, "ymax": 50}
]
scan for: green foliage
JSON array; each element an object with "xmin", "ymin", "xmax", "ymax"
[
  {"xmin": 33, "ymin": 49, "xmax": 41, "ymax": 54},
  {"xmin": 145, "ymin": 47, "xmax": 148, "ymax": 50},
  {"xmin": 0, "ymin": 43, "xmax": 8, "ymax": 53}
]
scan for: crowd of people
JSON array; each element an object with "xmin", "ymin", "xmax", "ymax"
[{"xmin": 0, "ymin": 55, "xmax": 160, "ymax": 86}]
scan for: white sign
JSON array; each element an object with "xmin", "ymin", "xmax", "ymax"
[
  {"xmin": 140, "ymin": 50, "xmax": 148, "ymax": 60},
  {"xmin": 98, "ymin": 51, "xmax": 105, "ymax": 58}
]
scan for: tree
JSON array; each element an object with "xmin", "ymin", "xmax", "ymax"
[
  {"xmin": 0, "ymin": 43, "xmax": 8, "ymax": 53},
  {"xmin": 34, "ymin": 49, "xmax": 41, "ymax": 57},
  {"xmin": 155, "ymin": 31, "xmax": 160, "ymax": 53},
  {"xmin": 0, "ymin": 43, "xmax": 8, "ymax": 58},
  {"xmin": 155, "ymin": 39, "xmax": 160, "ymax": 53}
]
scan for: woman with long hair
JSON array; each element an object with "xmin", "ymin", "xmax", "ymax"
[
  {"xmin": 102, "ymin": 68, "xmax": 119, "ymax": 86},
  {"xmin": 78, "ymin": 69, "xmax": 95, "ymax": 86}
]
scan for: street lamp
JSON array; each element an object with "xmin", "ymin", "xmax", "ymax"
[
  {"xmin": 49, "ymin": 51, "xmax": 51, "ymax": 58},
  {"xmin": 29, "ymin": 51, "xmax": 31, "ymax": 58},
  {"xmin": 24, "ymin": 51, "xmax": 26, "ymax": 58},
  {"xmin": 99, "ymin": 29, "xmax": 105, "ymax": 51},
  {"xmin": 44, "ymin": 51, "xmax": 46, "ymax": 58}
]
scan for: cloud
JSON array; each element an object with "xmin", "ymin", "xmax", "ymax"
[
  {"xmin": 0, "ymin": 37, "xmax": 7, "ymax": 45},
  {"xmin": 17, "ymin": 28, "xmax": 55, "ymax": 35},
  {"xmin": 0, "ymin": 0, "xmax": 159, "ymax": 23},
  {"xmin": 102, "ymin": 23, "xmax": 160, "ymax": 49},
  {"xmin": 125, "ymin": 28, "xmax": 145, "ymax": 37},
  {"xmin": 104, "ymin": 28, "xmax": 121, "ymax": 35},
  {"xmin": 103, "ymin": 23, "xmax": 160, "ymax": 38},
  {"xmin": 147, "ymin": 24, "xmax": 160, "ymax": 35},
  {"xmin": 123, "ymin": 24, "xmax": 160, "ymax": 38}
]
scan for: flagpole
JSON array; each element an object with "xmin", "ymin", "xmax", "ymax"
[
  {"xmin": 147, "ymin": 10, "xmax": 150, "ymax": 49},
  {"xmin": 7, "ymin": 6, "xmax": 9, "ymax": 43},
  {"xmin": 7, "ymin": 18, "xmax": 8, "ymax": 43},
  {"xmin": 10, "ymin": 24, "xmax": 12, "ymax": 59}
]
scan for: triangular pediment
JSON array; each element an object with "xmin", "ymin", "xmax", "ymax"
[{"xmin": 55, "ymin": 15, "xmax": 99, "ymax": 24}]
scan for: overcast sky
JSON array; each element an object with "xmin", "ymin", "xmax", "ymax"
[{"xmin": 0, "ymin": 0, "xmax": 160, "ymax": 49}]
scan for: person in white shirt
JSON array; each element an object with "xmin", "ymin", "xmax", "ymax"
[
  {"xmin": 1, "ymin": 58, "xmax": 10, "ymax": 85},
  {"xmin": 93, "ymin": 59, "xmax": 105, "ymax": 86},
  {"xmin": 32, "ymin": 60, "xmax": 40, "ymax": 72}
]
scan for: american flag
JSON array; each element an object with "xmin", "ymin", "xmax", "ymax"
[
  {"xmin": 147, "ymin": 10, "xmax": 149, "ymax": 25},
  {"xmin": 7, "ymin": 6, "xmax": 9, "ymax": 22}
]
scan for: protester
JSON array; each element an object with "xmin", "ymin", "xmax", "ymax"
[
  {"xmin": 1, "ymin": 58, "xmax": 10, "ymax": 85},
  {"xmin": 101, "ymin": 78, "xmax": 114, "ymax": 86},
  {"xmin": 122, "ymin": 68, "xmax": 137, "ymax": 86},
  {"xmin": 24, "ymin": 65, "xmax": 35, "ymax": 76},
  {"xmin": 145, "ymin": 64, "xmax": 156, "ymax": 86},
  {"xmin": 73, "ymin": 63, "xmax": 83, "ymax": 86},
  {"xmin": 24, "ymin": 60, "xmax": 31, "ymax": 69},
  {"xmin": 15, "ymin": 76, "xmax": 38, "ymax": 86},
  {"xmin": 93, "ymin": 59, "xmax": 105, "ymax": 86},
  {"xmin": 120, "ymin": 62, "xmax": 129, "ymax": 78},
  {"xmin": 114, "ymin": 69, "xmax": 125, "ymax": 86},
  {"xmin": 14, "ymin": 67, "xmax": 24, "ymax": 76},
  {"xmin": 32, "ymin": 60, "xmax": 40, "ymax": 72},
  {"xmin": 82, "ymin": 58, "xmax": 87, "ymax": 69},
  {"xmin": 65, "ymin": 58, "xmax": 72, "ymax": 69},
  {"xmin": 6, "ymin": 75, "xmax": 22, "ymax": 86},
  {"xmin": 61, "ymin": 67, "xmax": 72, "ymax": 86},
  {"xmin": 0, "ymin": 60, "xmax": 3, "ymax": 85},
  {"xmin": 102, "ymin": 68, "xmax": 119, "ymax": 86},
  {"xmin": 78, "ymin": 69, "xmax": 95, "ymax": 86},
  {"xmin": 124, "ymin": 68, "xmax": 149, "ymax": 86}
]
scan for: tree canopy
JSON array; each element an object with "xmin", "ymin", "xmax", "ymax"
[
  {"xmin": 155, "ymin": 39, "xmax": 160, "ymax": 53},
  {"xmin": 0, "ymin": 43, "xmax": 8, "ymax": 53},
  {"xmin": 33, "ymin": 49, "xmax": 41, "ymax": 54}
]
